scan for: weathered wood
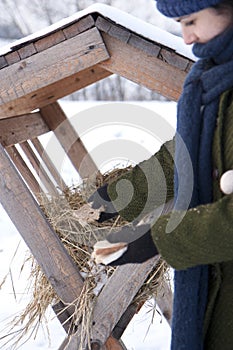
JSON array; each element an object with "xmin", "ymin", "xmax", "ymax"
[
  {"xmin": 63, "ymin": 15, "xmax": 95, "ymax": 39},
  {"xmin": 66, "ymin": 257, "xmax": 159, "ymax": 349},
  {"xmin": 128, "ymin": 33, "xmax": 161, "ymax": 57},
  {"xmin": 20, "ymin": 141, "xmax": 59, "ymax": 195},
  {"xmin": 0, "ymin": 27, "xmax": 110, "ymax": 114},
  {"xmin": 99, "ymin": 33, "xmax": 188, "ymax": 101},
  {"xmin": 31, "ymin": 138, "xmax": 67, "ymax": 192},
  {"xmin": 4, "ymin": 50, "xmax": 21, "ymax": 65},
  {"xmin": 6, "ymin": 145, "xmax": 42, "ymax": 197},
  {"xmin": 40, "ymin": 102, "xmax": 98, "ymax": 179},
  {"xmin": 0, "ymin": 143, "xmax": 84, "ymax": 305},
  {"xmin": 18, "ymin": 43, "xmax": 37, "ymax": 59},
  {"xmin": 0, "ymin": 65, "xmax": 111, "ymax": 118},
  {"xmin": 112, "ymin": 303, "xmax": 138, "ymax": 339},
  {"xmin": 53, "ymin": 300, "xmax": 75, "ymax": 334},
  {"xmin": 0, "ymin": 112, "xmax": 49, "ymax": 147},
  {"xmin": 159, "ymin": 48, "xmax": 189, "ymax": 70},
  {"xmin": 0, "ymin": 56, "xmax": 8, "ymax": 69},
  {"xmin": 34, "ymin": 30, "xmax": 66, "ymax": 52}
]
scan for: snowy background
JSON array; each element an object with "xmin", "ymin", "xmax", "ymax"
[{"xmin": 0, "ymin": 0, "xmax": 183, "ymax": 348}]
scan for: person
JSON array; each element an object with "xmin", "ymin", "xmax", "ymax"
[{"xmin": 89, "ymin": 1, "xmax": 233, "ymax": 349}]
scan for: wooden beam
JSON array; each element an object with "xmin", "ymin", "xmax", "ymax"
[
  {"xmin": 0, "ymin": 65, "xmax": 111, "ymax": 119},
  {"xmin": 40, "ymin": 102, "xmax": 98, "ymax": 179},
  {"xmin": 99, "ymin": 32, "xmax": 187, "ymax": 101},
  {"xmin": 31, "ymin": 138, "xmax": 67, "ymax": 192},
  {"xmin": 20, "ymin": 141, "xmax": 59, "ymax": 195},
  {"xmin": 0, "ymin": 112, "xmax": 49, "ymax": 147},
  {"xmin": 6, "ymin": 145, "xmax": 42, "ymax": 197},
  {"xmin": 65, "ymin": 257, "xmax": 159, "ymax": 349},
  {"xmin": 0, "ymin": 28, "xmax": 110, "ymax": 118},
  {"xmin": 0, "ymin": 143, "xmax": 84, "ymax": 306}
]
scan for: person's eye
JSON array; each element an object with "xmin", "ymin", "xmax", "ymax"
[{"xmin": 184, "ymin": 20, "xmax": 195, "ymax": 26}]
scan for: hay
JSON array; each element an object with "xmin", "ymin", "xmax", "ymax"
[{"xmin": 5, "ymin": 167, "xmax": 170, "ymax": 349}]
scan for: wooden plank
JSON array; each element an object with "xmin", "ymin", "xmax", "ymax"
[
  {"xmin": 159, "ymin": 48, "xmax": 189, "ymax": 70},
  {"xmin": 6, "ymin": 145, "xmax": 42, "ymax": 197},
  {"xmin": 0, "ymin": 65, "xmax": 111, "ymax": 118},
  {"xmin": 0, "ymin": 143, "xmax": 84, "ymax": 306},
  {"xmin": 99, "ymin": 33, "xmax": 189, "ymax": 101},
  {"xmin": 0, "ymin": 112, "xmax": 49, "ymax": 147},
  {"xmin": 0, "ymin": 27, "xmax": 110, "ymax": 108},
  {"xmin": 0, "ymin": 56, "xmax": 8, "ymax": 69},
  {"xmin": 66, "ymin": 257, "xmax": 159, "ymax": 349},
  {"xmin": 128, "ymin": 34, "xmax": 161, "ymax": 57},
  {"xmin": 4, "ymin": 50, "xmax": 21, "ymax": 65},
  {"xmin": 18, "ymin": 43, "xmax": 37, "ymax": 59},
  {"xmin": 34, "ymin": 30, "xmax": 66, "ymax": 52},
  {"xmin": 40, "ymin": 102, "xmax": 98, "ymax": 179},
  {"xmin": 20, "ymin": 141, "xmax": 59, "ymax": 195},
  {"xmin": 31, "ymin": 138, "xmax": 67, "ymax": 192},
  {"xmin": 63, "ymin": 15, "xmax": 95, "ymax": 39},
  {"xmin": 96, "ymin": 16, "xmax": 161, "ymax": 57},
  {"xmin": 111, "ymin": 303, "xmax": 138, "ymax": 339}
]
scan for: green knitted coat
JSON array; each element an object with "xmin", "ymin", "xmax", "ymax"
[{"xmin": 108, "ymin": 90, "xmax": 233, "ymax": 350}]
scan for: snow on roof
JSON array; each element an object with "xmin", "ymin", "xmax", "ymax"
[{"xmin": 0, "ymin": 3, "xmax": 196, "ymax": 61}]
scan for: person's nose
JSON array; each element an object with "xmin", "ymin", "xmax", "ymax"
[{"xmin": 181, "ymin": 27, "xmax": 197, "ymax": 45}]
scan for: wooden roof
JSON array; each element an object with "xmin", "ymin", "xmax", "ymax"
[{"xmin": 0, "ymin": 5, "xmax": 194, "ymax": 120}]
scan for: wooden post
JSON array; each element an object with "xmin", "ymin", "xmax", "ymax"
[{"xmin": 0, "ymin": 143, "xmax": 84, "ymax": 306}]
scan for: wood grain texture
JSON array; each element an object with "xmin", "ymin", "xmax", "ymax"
[
  {"xmin": 0, "ymin": 65, "xmax": 111, "ymax": 119},
  {"xmin": 0, "ymin": 143, "xmax": 84, "ymax": 305},
  {"xmin": 66, "ymin": 257, "xmax": 160, "ymax": 349},
  {"xmin": 99, "ymin": 33, "xmax": 187, "ymax": 101},
  {"xmin": 0, "ymin": 27, "xmax": 109, "ymax": 111},
  {"xmin": 0, "ymin": 112, "xmax": 49, "ymax": 147},
  {"xmin": 6, "ymin": 145, "xmax": 42, "ymax": 196},
  {"xmin": 40, "ymin": 102, "xmax": 98, "ymax": 178},
  {"xmin": 31, "ymin": 137, "xmax": 67, "ymax": 192},
  {"xmin": 20, "ymin": 141, "xmax": 59, "ymax": 195}
]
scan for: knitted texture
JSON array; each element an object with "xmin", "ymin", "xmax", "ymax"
[
  {"xmin": 172, "ymin": 27, "xmax": 233, "ymax": 350},
  {"xmin": 156, "ymin": 0, "xmax": 221, "ymax": 17}
]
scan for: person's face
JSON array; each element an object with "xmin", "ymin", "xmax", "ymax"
[{"xmin": 176, "ymin": 7, "xmax": 233, "ymax": 45}]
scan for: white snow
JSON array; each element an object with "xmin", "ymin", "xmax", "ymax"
[
  {"xmin": 0, "ymin": 100, "xmax": 175, "ymax": 349},
  {"xmin": 0, "ymin": 3, "xmax": 196, "ymax": 61}
]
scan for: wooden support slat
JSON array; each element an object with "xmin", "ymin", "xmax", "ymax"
[
  {"xmin": 40, "ymin": 102, "xmax": 98, "ymax": 179},
  {"xmin": 0, "ymin": 65, "xmax": 111, "ymax": 118},
  {"xmin": 6, "ymin": 145, "xmax": 42, "ymax": 197},
  {"xmin": 99, "ymin": 32, "xmax": 188, "ymax": 101},
  {"xmin": 20, "ymin": 141, "xmax": 59, "ymax": 195},
  {"xmin": 65, "ymin": 257, "xmax": 159, "ymax": 349},
  {"xmin": 0, "ymin": 143, "xmax": 84, "ymax": 306},
  {"xmin": 31, "ymin": 138, "xmax": 67, "ymax": 192},
  {"xmin": 0, "ymin": 112, "xmax": 49, "ymax": 147},
  {"xmin": 0, "ymin": 27, "xmax": 110, "ymax": 118}
]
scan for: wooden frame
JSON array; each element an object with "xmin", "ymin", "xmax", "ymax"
[{"xmin": 0, "ymin": 5, "xmax": 191, "ymax": 349}]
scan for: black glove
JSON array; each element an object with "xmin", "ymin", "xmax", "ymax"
[
  {"xmin": 88, "ymin": 184, "xmax": 118, "ymax": 223},
  {"xmin": 106, "ymin": 224, "xmax": 159, "ymax": 265}
]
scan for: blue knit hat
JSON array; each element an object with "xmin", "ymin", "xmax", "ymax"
[{"xmin": 156, "ymin": 0, "xmax": 222, "ymax": 17}]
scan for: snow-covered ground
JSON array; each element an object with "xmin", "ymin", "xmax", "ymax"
[{"xmin": 0, "ymin": 100, "xmax": 176, "ymax": 349}]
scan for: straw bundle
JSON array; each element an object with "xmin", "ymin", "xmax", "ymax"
[{"xmin": 5, "ymin": 168, "xmax": 170, "ymax": 349}]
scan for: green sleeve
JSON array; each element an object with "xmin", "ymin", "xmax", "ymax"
[
  {"xmin": 107, "ymin": 138, "xmax": 175, "ymax": 222},
  {"xmin": 152, "ymin": 194, "xmax": 233, "ymax": 270}
]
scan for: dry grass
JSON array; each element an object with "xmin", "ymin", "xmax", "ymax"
[{"xmin": 1, "ymin": 167, "xmax": 170, "ymax": 349}]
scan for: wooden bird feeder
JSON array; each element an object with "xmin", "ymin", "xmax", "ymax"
[{"xmin": 0, "ymin": 4, "xmax": 193, "ymax": 349}]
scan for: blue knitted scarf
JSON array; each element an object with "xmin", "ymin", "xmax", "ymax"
[{"xmin": 172, "ymin": 27, "xmax": 233, "ymax": 350}]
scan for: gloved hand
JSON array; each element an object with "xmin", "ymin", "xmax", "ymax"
[
  {"xmin": 88, "ymin": 184, "xmax": 118, "ymax": 223},
  {"xmin": 95, "ymin": 224, "xmax": 159, "ymax": 265}
]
